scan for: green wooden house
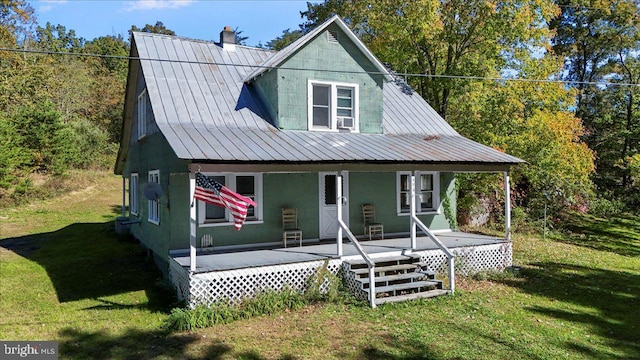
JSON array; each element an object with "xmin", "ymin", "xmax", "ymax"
[{"xmin": 115, "ymin": 16, "xmax": 523, "ymax": 307}]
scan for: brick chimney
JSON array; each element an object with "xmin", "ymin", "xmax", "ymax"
[{"xmin": 220, "ymin": 26, "xmax": 236, "ymax": 51}]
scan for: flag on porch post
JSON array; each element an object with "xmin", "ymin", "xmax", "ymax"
[{"xmin": 194, "ymin": 172, "xmax": 257, "ymax": 230}]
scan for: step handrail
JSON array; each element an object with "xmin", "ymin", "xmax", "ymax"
[
  {"xmin": 337, "ymin": 218, "xmax": 377, "ymax": 308},
  {"xmin": 411, "ymin": 214, "xmax": 455, "ymax": 293}
]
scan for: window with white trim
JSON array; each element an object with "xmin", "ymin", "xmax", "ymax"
[
  {"xmin": 130, "ymin": 173, "xmax": 138, "ymax": 216},
  {"xmin": 148, "ymin": 170, "xmax": 160, "ymax": 224},
  {"xmin": 198, "ymin": 173, "xmax": 263, "ymax": 226},
  {"xmin": 137, "ymin": 89, "xmax": 147, "ymax": 139},
  {"xmin": 308, "ymin": 80, "xmax": 358, "ymax": 132},
  {"xmin": 397, "ymin": 171, "xmax": 440, "ymax": 214}
]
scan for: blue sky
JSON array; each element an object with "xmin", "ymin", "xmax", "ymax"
[{"xmin": 33, "ymin": 0, "xmax": 310, "ymax": 46}]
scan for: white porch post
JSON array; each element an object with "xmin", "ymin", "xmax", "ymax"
[
  {"xmin": 189, "ymin": 173, "xmax": 197, "ymax": 272},
  {"xmin": 504, "ymin": 171, "xmax": 511, "ymax": 241},
  {"xmin": 410, "ymin": 172, "xmax": 417, "ymax": 250},
  {"xmin": 121, "ymin": 176, "xmax": 127, "ymax": 217},
  {"xmin": 336, "ymin": 172, "xmax": 343, "ymax": 257}
]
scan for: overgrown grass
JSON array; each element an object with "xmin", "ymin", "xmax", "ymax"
[{"xmin": 1, "ymin": 171, "xmax": 639, "ymax": 359}]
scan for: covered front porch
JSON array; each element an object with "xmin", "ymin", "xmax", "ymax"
[{"xmin": 168, "ymin": 231, "xmax": 512, "ymax": 307}]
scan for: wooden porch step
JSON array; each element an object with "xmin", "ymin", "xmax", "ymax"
[
  {"xmin": 358, "ymin": 271, "xmax": 427, "ymax": 285},
  {"xmin": 351, "ymin": 264, "xmax": 418, "ymax": 276},
  {"xmin": 345, "ymin": 254, "xmax": 421, "ymax": 267},
  {"xmin": 375, "ymin": 280, "xmax": 442, "ymax": 295},
  {"xmin": 375, "ymin": 289, "xmax": 450, "ymax": 305}
]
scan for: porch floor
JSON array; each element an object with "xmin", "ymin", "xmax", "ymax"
[{"xmin": 171, "ymin": 232, "xmax": 506, "ymax": 274}]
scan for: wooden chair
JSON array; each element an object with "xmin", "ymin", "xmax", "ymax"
[
  {"xmin": 282, "ymin": 208, "xmax": 302, "ymax": 247},
  {"xmin": 362, "ymin": 204, "xmax": 384, "ymax": 240}
]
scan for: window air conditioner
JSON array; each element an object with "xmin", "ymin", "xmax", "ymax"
[{"xmin": 337, "ymin": 116, "xmax": 355, "ymax": 130}]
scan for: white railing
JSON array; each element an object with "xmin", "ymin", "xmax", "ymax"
[
  {"xmin": 410, "ymin": 174, "xmax": 455, "ymax": 293},
  {"xmin": 336, "ymin": 172, "xmax": 377, "ymax": 308},
  {"xmin": 337, "ymin": 218, "xmax": 377, "ymax": 308}
]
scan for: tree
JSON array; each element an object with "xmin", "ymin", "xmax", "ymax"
[
  {"xmin": 264, "ymin": 28, "xmax": 302, "ymax": 50},
  {"xmin": 130, "ymin": 21, "xmax": 175, "ymax": 36},
  {"xmin": 550, "ymin": 0, "xmax": 640, "ymax": 208}
]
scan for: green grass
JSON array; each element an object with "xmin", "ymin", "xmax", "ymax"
[{"xmin": 1, "ymin": 171, "xmax": 639, "ymax": 359}]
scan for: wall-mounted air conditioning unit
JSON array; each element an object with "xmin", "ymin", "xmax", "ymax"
[{"xmin": 337, "ymin": 116, "xmax": 355, "ymax": 130}]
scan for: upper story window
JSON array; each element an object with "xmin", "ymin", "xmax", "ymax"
[
  {"xmin": 137, "ymin": 89, "xmax": 147, "ymax": 140},
  {"xmin": 397, "ymin": 171, "xmax": 440, "ymax": 215},
  {"xmin": 308, "ymin": 80, "xmax": 359, "ymax": 132},
  {"xmin": 198, "ymin": 173, "xmax": 263, "ymax": 227},
  {"xmin": 130, "ymin": 173, "xmax": 138, "ymax": 216}
]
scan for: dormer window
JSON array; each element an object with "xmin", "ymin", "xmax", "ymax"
[{"xmin": 308, "ymin": 80, "xmax": 359, "ymax": 132}]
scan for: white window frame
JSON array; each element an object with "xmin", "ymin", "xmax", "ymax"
[
  {"xmin": 396, "ymin": 171, "xmax": 440, "ymax": 215},
  {"xmin": 198, "ymin": 173, "xmax": 263, "ymax": 227},
  {"xmin": 307, "ymin": 80, "xmax": 359, "ymax": 132},
  {"xmin": 130, "ymin": 173, "xmax": 139, "ymax": 216},
  {"xmin": 148, "ymin": 170, "xmax": 160, "ymax": 225},
  {"xmin": 137, "ymin": 89, "xmax": 147, "ymax": 140}
]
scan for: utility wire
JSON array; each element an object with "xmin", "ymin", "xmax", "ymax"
[{"xmin": 1, "ymin": 46, "xmax": 639, "ymax": 87}]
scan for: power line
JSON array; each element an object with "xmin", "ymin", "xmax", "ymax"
[{"xmin": 1, "ymin": 46, "xmax": 639, "ymax": 87}]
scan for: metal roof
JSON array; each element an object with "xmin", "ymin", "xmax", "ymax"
[{"xmin": 122, "ymin": 30, "xmax": 523, "ymax": 170}]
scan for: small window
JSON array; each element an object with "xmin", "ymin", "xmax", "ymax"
[
  {"xmin": 130, "ymin": 173, "xmax": 138, "ymax": 216},
  {"xmin": 397, "ymin": 172, "xmax": 439, "ymax": 214},
  {"xmin": 198, "ymin": 173, "xmax": 262, "ymax": 226},
  {"xmin": 137, "ymin": 89, "xmax": 147, "ymax": 140},
  {"xmin": 308, "ymin": 80, "xmax": 359, "ymax": 132},
  {"xmin": 148, "ymin": 170, "xmax": 160, "ymax": 224}
]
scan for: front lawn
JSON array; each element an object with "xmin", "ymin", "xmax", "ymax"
[{"xmin": 1, "ymin": 172, "xmax": 638, "ymax": 359}]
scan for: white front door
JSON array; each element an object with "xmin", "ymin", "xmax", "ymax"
[{"xmin": 319, "ymin": 172, "xmax": 349, "ymax": 239}]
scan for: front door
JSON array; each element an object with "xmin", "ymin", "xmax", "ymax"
[{"xmin": 319, "ymin": 172, "xmax": 349, "ymax": 239}]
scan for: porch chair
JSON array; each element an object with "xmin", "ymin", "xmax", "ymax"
[
  {"xmin": 362, "ymin": 204, "xmax": 384, "ymax": 240},
  {"xmin": 282, "ymin": 208, "xmax": 302, "ymax": 248}
]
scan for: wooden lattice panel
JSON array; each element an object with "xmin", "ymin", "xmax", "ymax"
[
  {"xmin": 415, "ymin": 242, "xmax": 512, "ymax": 276},
  {"xmin": 186, "ymin": 260, "xmax": 342, "ymax": 307},
  {"xmin": 168, "ymin": 257, "xmax": 190, "ymax": 301}
]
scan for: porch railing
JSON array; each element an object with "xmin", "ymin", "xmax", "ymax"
[
  {"xmin": 338, "ymin": 218, "xmax": 377, "ymax": 308},
  {"xmin": 410, "ymin": 173, "xmax": 455, "ymax": 293}
]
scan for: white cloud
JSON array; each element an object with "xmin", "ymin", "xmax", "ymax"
[
  {"xmin": 125, "ymin": 0, "xmax": 194, "ymax": 11},
  {"xmin": 38, "ymin": 0, "xmax": 68, "ymax": 13}
]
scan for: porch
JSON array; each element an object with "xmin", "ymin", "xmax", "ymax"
[{"xmin": 168, "ymin": 232, "xmax": 512, "ymax": 306}]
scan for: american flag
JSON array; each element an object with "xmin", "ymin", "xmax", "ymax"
[{"xmin": 194, "ymin": 173, "xmax": 257, "ymax": 230}]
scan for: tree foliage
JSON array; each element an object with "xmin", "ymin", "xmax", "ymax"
[
  {"xmin": 551, "ymin": 0, "xmax": 640, "ymax": 208},
  {"xmin": 130, "ymin": 21, "xmax": 175, "ymax": 36}
]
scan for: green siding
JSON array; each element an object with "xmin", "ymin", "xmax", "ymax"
[
  {"xmin": 194, "ymin": 173, "xmax": 320, "ymax": 247},
  {"xmin": 347, "ymin": 172, "xmax": 455, "ymax": 235},
  {"xmin": 252, "ymin": 23, "xmax": 384, "ymax": 133}
]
